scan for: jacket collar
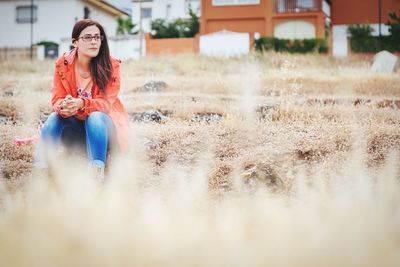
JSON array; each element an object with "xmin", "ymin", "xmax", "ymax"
[
  {"xmin": 55, "ymin": 48, "xmax": 76, "ymax": 75},
  {"xmin": 53, "ymin": 48, "xmax": 77, "ymax": 94},
  {"xmin": 63, "ymin": 48, "xmax": 77, "ymax": 66}
]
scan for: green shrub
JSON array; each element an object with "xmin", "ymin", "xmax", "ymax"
[
  {"xmin": 186, "ymin": 8, "xmax": 200, "ymax": 37},
  {"xmin": 347, "ymin": 10, "xmax": 400, "ymax": 53},
  {"xmin": 151, "ymin": 19, "xmax": 180, "ymax": 38},
  {"xmin": 116, "ymin": 16, "xmax": 137, "ymax": 35},
  {"xmin": 347, "ymin": 24, "xmax": 379, "ymax": 52},
  {"xmin": 254, "ymin": 37, "xmax": 328, "ymax": 54},
  {"xmin": 151, "ymin": 7, "xmax": 199, "ymax": 39},
  {"xmin": 347, "ymin": 24, "xmax": 374, "ymax": 39},
  {"xmin": 318, "ymin": 39, "xmax": 328, "ymax": 53}
]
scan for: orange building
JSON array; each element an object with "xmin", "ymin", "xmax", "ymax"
[
  {"xmin": 331, "ymin": 0, "xmax": 399, "ymax": 25},
  {"xmin": 200, "ymin": 0, "xmax": 331, "ymax": 41},
  {"xmin": 330, "ymin": 0, "xmax": 400, "ymax": 57},
  {"xmin": 145, "ymin": 0, "xmax": 399, "ymax": 56}
]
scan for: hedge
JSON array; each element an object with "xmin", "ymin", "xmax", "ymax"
[
  {"xmin": 254, "ymin": 37, "xmax": 328, "ymax": 54},
  {"xmin": 347, "ymin": 11, "xmax": 400, "ymax": 53},
  {"xmin": 151, "ymin": 8, "xmax": 199, "ymax": 39}
]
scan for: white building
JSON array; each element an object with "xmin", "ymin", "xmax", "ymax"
[
  {"xmin": 0, "ymin": 0, "xmax": 129, "ymax": 55},
  {"xmin": 131, "ymin": 0, "xmax": 201, "ymax": 33}
]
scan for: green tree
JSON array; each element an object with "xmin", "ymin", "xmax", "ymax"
[
  {"xmin": 347, "ymin": 24, "xmax": 379, "ymax": 52},
  {"xmin": 186, "ymin": 7, "xmax": 200, "ymax": 37},
  {"xmin": 116, "ymin": 16, "xmax": 138, "ymax": 35},
  {"xmin": 347, "ymin": 24, "xmax": 374, "ymax": 38},
  {"xmin": 151, "ymin": 18, "xmax": 180, "ymax": 38},
  {"xmin": 150, "ymin": 7, "xmax": 199, "ymax": 39}
]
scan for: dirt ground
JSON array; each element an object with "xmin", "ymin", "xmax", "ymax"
[{"xmin": 1, "ymin": 53, "xmax": 399, "ymax": 191}]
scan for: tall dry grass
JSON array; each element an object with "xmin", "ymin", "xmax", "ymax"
[
  {"xmin": 0, "ymin": 148, "xmax": 399, "ymax": 267},
  {"xmin": 0, "ymin": 52, "xmax": 399, "ymax": 266}
]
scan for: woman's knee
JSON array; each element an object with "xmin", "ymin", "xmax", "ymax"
[
  {"xmin": 45, "ymin": 112, "xmax": 61, "ymax": 124},
  {"xmin": 86, "ymin": 112, "xmax": 108, "ymax": 129},
  {"xmin": 42, "ymin": 112, "xmax": 62, "ymax": 131}
]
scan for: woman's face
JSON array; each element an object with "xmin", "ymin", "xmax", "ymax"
[{"xmin": 73, "ymin": 25, "xmax": 102, "ymax": 58}]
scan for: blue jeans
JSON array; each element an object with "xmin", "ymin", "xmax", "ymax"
[{"xmin": 35, "ymin": 111, "xmax": 115, "ymax": 168}]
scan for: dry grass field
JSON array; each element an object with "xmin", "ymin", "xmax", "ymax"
[{"xmin": 0, "ymin": 52, "xmax": 399, "ymax": 266}]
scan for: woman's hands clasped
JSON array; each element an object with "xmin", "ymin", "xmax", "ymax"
[{"xmin": 58, "ymin": 95, "xmax": 84, "ymax": 117}]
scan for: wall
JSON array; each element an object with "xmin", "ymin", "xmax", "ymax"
[
  {"xmin": 331, "ymin": 0, "xmax": 400, "ymax": 25},
  {"xmin": 201, "ymin": 0, "xmax": 272, "ymax": 36},
  {"xmin": 206, "ymin": 18, "xmax": 266, "ymax": 35},
  {"xmin": 0, "ymin": 0, "xmax": 75, "ymax": 47},
  {"xmin": 145, "ymin": 33, "xmax": 198, "ymax": 56},
  {"xmin": 108, "ymin": 35, "xmax": 145, "ymax": 60},
  {"xmin": 332, "ymin": 25, "xmax": 348, "ymax": 58},
  {"xmin": 199, "ymin": 31, "xmax": 250, "ymax": 57}
]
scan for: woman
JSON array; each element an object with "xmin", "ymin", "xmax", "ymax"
[{"xmin": 35, "ymin": 19, "xmax": 129, "ymax": 180}]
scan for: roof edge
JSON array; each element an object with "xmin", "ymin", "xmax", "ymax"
[{"xmin": 83, "ymin": 0, "xmax": 129, "ymax": 17}]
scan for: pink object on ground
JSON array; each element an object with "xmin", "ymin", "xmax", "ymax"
[
  {"xmin": 14, "ymin": 136, "xmax": 38, "ymax": 146},
  {"xmin": 14, "ymin": 119, "xmax": 42, "ymax": 146}
]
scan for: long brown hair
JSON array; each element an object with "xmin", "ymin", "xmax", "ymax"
[{"xmin": 71, "ymin": 19, "xmax": 112, "ymax": 93}]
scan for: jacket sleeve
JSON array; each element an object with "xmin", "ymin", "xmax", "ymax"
[
  {"xmin": 78, "ymin": 63, "xmax": 121, "ymax": 117},
  {"xmin": 51, "ymin": 62, "xmax": 68, "ymax": 117}
]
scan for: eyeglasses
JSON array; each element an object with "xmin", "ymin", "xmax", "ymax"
[{"xmin": 77, "ymin": 34, "xmax": 104, "ymax": 42}]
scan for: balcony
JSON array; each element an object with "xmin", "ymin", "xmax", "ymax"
[{"xmin": 275, "ymin": 0, "xmax": 321, "ymax": 13}]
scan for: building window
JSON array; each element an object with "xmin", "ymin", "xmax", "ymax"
[
  {"xmin": 16, "ymin": 5, "xmax": 38, "ymax": 23},
  {"xmin": 212, "ymin": 0, "xmax": 260, "ymax": 6},
  {"xmin": 276, "ymin": 0, "xmax": 318, "ymax": 13},
  {"xmin": 84, "ymin": 7, "xmax": 90, "ymax": 19},
  {"xmin": 297, "ymin": 0, "xmax": 315, "ymax": 10},
  {"xmin": 141, "ymin": 8, "xmax": 152, "ymax": 18}
]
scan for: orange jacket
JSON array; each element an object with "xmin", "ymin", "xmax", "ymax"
[{"xmin": 52, "ymin": 48, "xmax": 129, "ymax": 152}]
